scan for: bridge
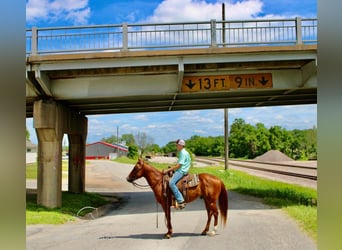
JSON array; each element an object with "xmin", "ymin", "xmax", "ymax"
[{"xmin": 26, "ymin": 17, "xmax": 317, "ymax": 208}]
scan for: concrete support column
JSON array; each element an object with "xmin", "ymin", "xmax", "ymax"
[
  {"xmin": 34, "ymin": 100, "xmax": 65, "ymax": 208},
  {"xmin": 68, "ymin": 115, "xmax": 87, "ymax": 193}
]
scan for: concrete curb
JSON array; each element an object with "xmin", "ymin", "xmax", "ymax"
[{"xmin": 80, "ymin": 197, "xmax": 126, "ymax": 220}]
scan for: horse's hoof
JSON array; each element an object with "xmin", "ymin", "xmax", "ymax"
[
  {"xmin": 207, "ymin": 231, "xmax": 216, "ymax": 236},
  {"xmin": 164, "ymin": 233, "xmax": 171, "ymax": 239},
  {"xmin": 201, "ymin": 231, "xmax": 207, "ymax": 236}
]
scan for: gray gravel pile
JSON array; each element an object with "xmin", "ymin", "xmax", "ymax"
[{"xmin": 254, "ymin": 150, "xmax": 294, "ymax": 162}]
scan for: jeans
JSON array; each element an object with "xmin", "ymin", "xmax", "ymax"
[{"xmin": 169, "ymin": 171, "xmax": 185, "ymax": 203}]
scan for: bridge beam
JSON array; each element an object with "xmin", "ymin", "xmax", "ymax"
[
  {"xmin": 33, "ymin": 99, "xmax": 87, "ymax": 208},
  {"xmin": 34, "ymin": 67, "xmax": 52, "ymax": 96}
]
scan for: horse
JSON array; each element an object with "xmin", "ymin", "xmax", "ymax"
[{"xmin": 126, "ymin": 158, "xmax": 228, "ymax": 239}]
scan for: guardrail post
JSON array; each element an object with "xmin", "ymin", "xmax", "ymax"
[
  {"xmin": 295, "ymin": 17, "xmax": 302, "ymax": 45},
  {"xmin": 31, "ymin": 27, "xmax": 38, "ymax": 55},
  {"xmin": 121, "ymin": 23, "xmax": 128, "ymax": 51},
  {"xmin": 210, "ymin": 19, "xmax": 217, "ymax": 48}
]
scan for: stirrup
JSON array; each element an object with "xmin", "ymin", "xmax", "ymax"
[{"xmin": 176, "ymin": 201, "xmax": 186, "ymax": 209}]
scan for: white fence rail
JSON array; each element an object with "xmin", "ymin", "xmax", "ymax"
[{"xmin": 26, "ymin": 17, "xmax": 317, "ymax": 55}]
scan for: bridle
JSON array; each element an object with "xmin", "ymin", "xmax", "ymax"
[
  {"xmin": 127, "ymin": 164, "xmax": 149, "ymax": 189},
  {"xmin": 128, "ymin": 162, "xmax": 161, "ymax": 189}
]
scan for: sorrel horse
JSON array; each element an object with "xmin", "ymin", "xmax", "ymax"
[{"xmin": 126, "ymin": 158, "xmax": 228, "ymax": 239}]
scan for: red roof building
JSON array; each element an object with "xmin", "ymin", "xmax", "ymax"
[{"xmin": 85, "ymin": 141, "xmax": 128, "ymax": 160}]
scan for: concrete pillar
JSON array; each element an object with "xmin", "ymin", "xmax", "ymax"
[
  {"xmin": 34, "ymin": 99, "xmax": 88, "ymax": 207},
  {"xmin": 34, "ymin": 99, "xmax": 65, "ymax": 208},
  {"xmin": 68, "ymin": 114, "xmax": 87, "ymax": 193}
]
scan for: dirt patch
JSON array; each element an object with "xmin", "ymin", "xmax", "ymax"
[{"xmin": 254, "ymin": 150, "xmax": 294, "ymax": 162}]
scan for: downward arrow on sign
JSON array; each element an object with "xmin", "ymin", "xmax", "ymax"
[
  {"xmin": 186, "ymin": 80, "xmax": 196, "ymax": 89},
  {"xmin": 259, "ymin": 76, "xmax": 269, "ymax": 86}
]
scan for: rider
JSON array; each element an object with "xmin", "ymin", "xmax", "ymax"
[{"xmin": 163, "ymin": 139, "xmax": 191, "ymax": 209}]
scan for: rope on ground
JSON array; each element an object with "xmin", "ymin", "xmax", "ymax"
[{"xmin": 76, "ymin": 206, "xmax": 97, "ymax": 219}]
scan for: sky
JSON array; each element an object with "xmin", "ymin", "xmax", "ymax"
[{"xmin": 25, "ymin": 0, "xmax": 317, "ymax": 146}]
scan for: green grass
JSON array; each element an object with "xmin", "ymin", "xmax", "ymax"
[
  {"xmin": 26, "ymin": 163, "xmax": 38, "ymax": 179},
  {"xmin": 26, "ymin": 161, "xmax": 69, "ymax": 179},
  {"xmin": 192, "ymin": 166, "xmax": 317, "ymax": 241},
  {"xmin": 26, "ymin": 192, "xmax": 110, "ymax": 225},
  {"xmin": 118, "ymin": 157, "xmax": 317, "ymax": 241},
  {"xmin": 26, "ymin": 161, "xmax": 113, "ymax": 225}
]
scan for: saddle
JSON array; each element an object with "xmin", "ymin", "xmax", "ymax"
[{"xmin": 162, "ymin": 171, "xmax": 199, "ymax": 203}]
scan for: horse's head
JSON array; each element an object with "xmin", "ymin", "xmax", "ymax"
[{"xmin": 126, "ymin": 158, "xmax": 145, "ymax": 183}]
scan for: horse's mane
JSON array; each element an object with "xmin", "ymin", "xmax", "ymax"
[{"xmin": 140, "ymin": 159, "xmax": 163, "ymax": 178}]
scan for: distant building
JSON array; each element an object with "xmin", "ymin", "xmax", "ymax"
[
  {"xmin": 26, "ymin": 140, "xmax": 37, "ymax": 152},
  {"xmin": 85, "ymin": 141, "xmax": 128, "ymax": 160}
]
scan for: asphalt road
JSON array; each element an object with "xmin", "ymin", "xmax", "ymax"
[{"xmin": 26, "ymin": 160, "xmax": 316, "ymax": 250}]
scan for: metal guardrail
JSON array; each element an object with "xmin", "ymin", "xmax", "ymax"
[{"xmin": 26, "ymin": 17, "xmax": 317, "ymax": 56}]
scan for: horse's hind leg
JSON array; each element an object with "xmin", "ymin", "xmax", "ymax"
[
  {"xmin": 201, "ymin": 201, "xmax": 219, "ymax": 236},
  {"xmin": 209, "ymin": 204, "xmax": 219, "ymax": 236}
]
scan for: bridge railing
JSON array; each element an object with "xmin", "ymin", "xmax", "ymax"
[{"xmin": 26, "ymin": 17, "xmax": 317, "ymax": 56}]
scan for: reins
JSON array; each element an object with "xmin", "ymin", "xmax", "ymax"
[
  {"xmin": 131, "ymin": 180, "xmax": 151, "ymax": 189},
  {"xmin": 130, "ymin": 178, "xmax": 162, "ymax": 228},
  {"xmin": 131, "ymin": 175, "xmax": 162, "ymax": 189},
  {"xmin": 128, "ymin": 161, "xmax": 170, "ymax": 229}
]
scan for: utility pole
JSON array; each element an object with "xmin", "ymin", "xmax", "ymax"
[
  {"xmin": 224, "ymin": 108, "xmax": 229, "ymax": 170},
  {"xmin": 116, "ymin": 126, "xmax": 119, "ymax": 154},
  {"xmin": 222, "ymin": 3, "xmax": 229, "ymax": 170}
]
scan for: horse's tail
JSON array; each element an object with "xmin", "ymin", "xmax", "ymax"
[{"xmin": 218, "ymin": 181, "xmax": 228, "ymax": 226}]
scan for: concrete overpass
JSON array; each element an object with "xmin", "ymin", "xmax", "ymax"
[{"xmin": 26, "ymin": 17, "xmax": 317, "ymax": 208}]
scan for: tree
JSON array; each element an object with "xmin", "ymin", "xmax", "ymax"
[
  {"xmin": 254, "ymin": 123, "xmax": 271, "ymax": 156},
  {"xmin": 304, "ymin": 126, "xmax": 317, "ymax": 160},
  {"xmin": 162, "ymin": 141, "xmax": 177, "ymax": 155},
  {"xmin": 101, "ymin": 135, "xmax": 118, "ymax": 144},
  {"xmin": 121, "ymin": 133, "xmax": 135, "ymax": 145},
  {"xmin": 229, "ymin": 118, "xmax": 258, "ymax": 158},
  {"xmin": 289, "ymin": 127, "xmax": 317, "ymax": 160},
  {"xmin": 135, "ymin": 131, "xmax": 154, "ymax": 156},
  {"xmin": 127, "ymin": 145, "xmax": 139, "ymax": 159},
  {"xmin": 145, "ymin": 144, "xmax": 162, "ymax": 155},
  {"xmin": 268, "ymin": 125, "xmax": 297, "ymax": 158},
  {"xmin": 186, "ymin": 135, "xmax": 224, "ymax": 156},
  {"xmin": 26, "ymin": 127, "xmax": 30, "ymax": 141},
  {"xmin": 158, "ymin": 119, "xmax": 317, "ymax": 161}
]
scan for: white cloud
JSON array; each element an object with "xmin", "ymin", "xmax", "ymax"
[
  {"xmin": 147, "ymin": 124, "xmax": 157, "ymax": 129},
  {"xmin": 274, "ymin": 114, "xmax": 284, "ymax": 120},
  {"xmin": 26, "ymin": 0, "xmax": 90, "ymax": 25},
  {"xmin": 228, "ymin": 108, "xmax": 242, "ymax": 115},
  {"xmin": 134, "ymin": 114, "xmax": 149, "ymax": 121},
  {"xmin": 178, "ymin": 111, "xmax": 215, "ymax": 124},
  {"xmin": 194, "ymin": 129, "xmax": 207, "ymax": 134},
  {"xmin": 145, "ymin": 0, "xmax": 263, "ymax": 23}
]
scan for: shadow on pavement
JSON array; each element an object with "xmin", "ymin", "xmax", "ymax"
[{"xmin": 99, "ymin": 232, "xmax": 203, "ymax": 240}]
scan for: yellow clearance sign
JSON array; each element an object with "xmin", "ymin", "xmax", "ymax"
[{"xmin": 181, "ymin": 73, "xmax": 273, "ymax": 92}]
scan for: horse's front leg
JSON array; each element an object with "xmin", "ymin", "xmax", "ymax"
[
  {"xmin": 202, "ymin": 209, "xmax": 212, "ymax": 235},
  {"xmin": 162, "ymin": 196, "xmax": 173, "ymax": 239}
]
